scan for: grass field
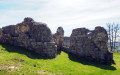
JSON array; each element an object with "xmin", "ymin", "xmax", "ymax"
[{"xmin": 0, "ymin": 44, "xmax": 120, "ymax": 75}]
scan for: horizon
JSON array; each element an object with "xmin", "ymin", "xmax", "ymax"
[{"xmin": 0, "ymin": 0, "xmax": 120, "ymax": 36}]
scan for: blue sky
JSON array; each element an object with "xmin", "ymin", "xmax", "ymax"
[{"xmin": 0, "ymin": 0, "xmax": 120, "ymax": 36}]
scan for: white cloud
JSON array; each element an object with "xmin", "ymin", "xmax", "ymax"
[{"xmin": 0, "ymin": 0, "xmax": 120, "ymax": 36}]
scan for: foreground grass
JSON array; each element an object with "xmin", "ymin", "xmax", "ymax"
[{"xmin": 0, "ymin": 44, "xmax": 120, "ymax": 75}]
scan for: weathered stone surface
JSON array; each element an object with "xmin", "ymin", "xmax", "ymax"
[
  {"xmin": 0, "ymin": 17, "xmax": 113, "ymax": 64},
  {"xmin": 69, "ymin": 26, "xmax": 113, "ymax": 64},
  {"xmin": 91, "ymin": 27, "xmax": 108, "ymax": 52},
  {"xmin": 0, "ymin": 28, "xmax": 2, "ymax": 38},
  {"xmin": 53, "ymin": 27, "xmax": 64, "ymax": 50},
  {"xmin": 63, "ymin": 37, "xmax": 70, "ymax": 48},
  {"xmin": 0, "ymin": 17, "xmax": 57, "ymax": 58}
]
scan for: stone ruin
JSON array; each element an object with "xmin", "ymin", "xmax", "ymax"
[
  {"xmin": 53, "ymin": 27, "xmax": 64, "ymax": 50},
  {"xmin": 0, "ymin": 17, "xmax": 57, "ymax": 58},
  {"xmin": 68, "ymin": 27, "xmax": 113, "ymax": 64},
  {"xmin": 63, "ymin": 37, "xmax": 70, "ymax": 48},
  {"xmin": 0, "ymin": 17, "xmax": 113, "ymax": 64}
]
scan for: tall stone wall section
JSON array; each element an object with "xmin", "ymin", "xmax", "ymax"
[
  {"xmin": 69, "ymin": 26, "xmax": 113, "ymax": 64},
  {"xmin": 53, "ymin": 27, "xmax": 64, "ymax": 50},
  {"xmin": 0, "ymin": 18, "xmax": 57, "ymax": 58}
]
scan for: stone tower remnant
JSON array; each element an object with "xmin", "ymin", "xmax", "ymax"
[{"xmin": 53, "ymin": 27, "xmax": 64, "ymax": 50}]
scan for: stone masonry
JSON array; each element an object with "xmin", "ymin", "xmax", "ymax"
[
  {"xmin": 0, "ymin": 17, "xmax": 113, "ymax": 64},
  {"xmin": 53, "ymin": 27, "xmax": 64, "ymax": 50},
  {"xmin": 0, "ymin": 17, "xmax": 57, "ymax": 58},
  {"xmin": 63, "ymin": 37, "xmax": 70, "ymax": 48},
  {"xmin": 69, "ymin": 26, "xmax": 113, "ymax": 64}
]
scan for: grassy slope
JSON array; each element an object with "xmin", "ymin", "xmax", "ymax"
[{"xmin": 0, "ymin": 44, "xmax": 120, "ymax": 75}]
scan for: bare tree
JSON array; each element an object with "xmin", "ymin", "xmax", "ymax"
[
  {"xmin": 113, "ymin": 24, "xmax": 120, "ymax": 50},
  {"xmin": 107, "ymin": 23, "xmax": 112, "ymax": 51},
  {"xmin": 107, "ymin": 23, "xmax": 120, "ymax": 52}
]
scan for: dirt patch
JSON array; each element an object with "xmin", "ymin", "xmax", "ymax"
[
  {"xmin": 37, "ymin": 70, "xmax": 55, "ymax": 75},
  {"xmin": 0, "ymin": 64, "xmax": 19, "ymax": 71},
  {"xmin": 0, "ymin": 65, "xmax": 8, "ymax": 69},
  {"xmin": 57, "ymin": 72, "xmax": 64, "ymax": 75}
]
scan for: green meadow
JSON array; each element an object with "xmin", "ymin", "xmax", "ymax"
[{"xmin": 0, "ymin": 44, "xmax": 120, "ymax": 75}]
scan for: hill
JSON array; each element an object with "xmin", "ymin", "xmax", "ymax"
[{"xmin": 0, "ymin": 44, "xmax": 120, "ymax": 75}]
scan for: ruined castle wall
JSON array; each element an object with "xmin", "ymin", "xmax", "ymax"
[
  {"xmin": 53, "ymin": 27, "xmax": 64, "ymax": 50},
  {"xmin": 64, "ymin": 37, "xmax": 70, "ymax": 48},
  {"xmin": 69, "ymin": 26, "xmax": 113, "ymax": 64},
  {"xmin": 0, "ymin": 18, "xmax": 57, "ymax": 58},
  {"xmin": 0, "ymin": 17, "xmax": 113, "ymax": 64},
  {"xmin": 0, "ymin": 29, "xmax": 2, "ymax": 38}
]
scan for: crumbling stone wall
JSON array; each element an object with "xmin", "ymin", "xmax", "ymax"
[
  {"xmin": 53, "ymin": 27, "xmax": 64, "ymax": 50},
  {"xmin": 0, "ymin": 29, "xmax": 2, "ymax": 38},
  {"xmin": 0, "ymin": 17, "xmax": 114, "ymax": 64},
  {"xmin": 64, "ymin": 37, "xmax": 70, "ymax": 48},
  {"xmin": 69, "ymin": 26, "xmax": 113, "ymax": 64},
  {"xmin": 0, "ymin": 17, "xmax": 57, "ymax": 58}
]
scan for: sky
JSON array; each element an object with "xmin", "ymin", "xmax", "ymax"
[{"xmin": 0, "ymin": 0, "xmax": 120, "ymax": 36}]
